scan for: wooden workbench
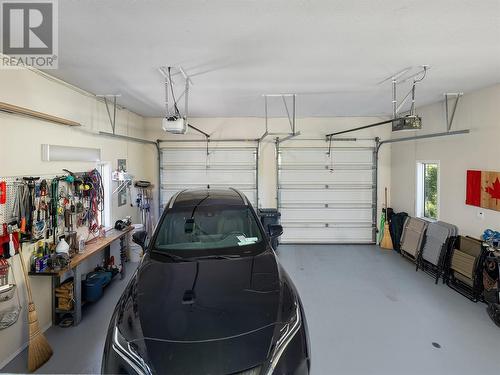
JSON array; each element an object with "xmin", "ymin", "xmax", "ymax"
[
  {"xmin": 66, "ymin": 227, "xmax": 133, "ymax": 273},
  {"xmin": 31, "ymin": 227, "xmax": 133, "ymax": 326},
  {"xmin": 67, "ymin": 227, "xmax": 132, "ymax": 325}
]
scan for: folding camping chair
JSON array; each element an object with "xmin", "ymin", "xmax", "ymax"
[
  {"xmin": 400, "ymin": 217, "xmax": 428, "ymax": 262},
  {"xmin": 446, "ymin": 236, "xmax": 486, "ymax": 302},
  {"xmin": 417, "ymin": 221, "xmax": 458, "ymax": 283}
]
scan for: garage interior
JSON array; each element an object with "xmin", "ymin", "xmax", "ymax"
[{"xmin": 0, "ymin": 1, "xmax": 500, "ymax": 374}]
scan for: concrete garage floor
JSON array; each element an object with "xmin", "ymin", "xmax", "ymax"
[
  {"xmin": 2, "ymin": 264, "xmax": 137, "ymax": 374},
  {"xmin": 278, "ymin": 245, "xmax": 500, "ymax": 375},
  {"xmin": 3, "ymin": 245, "xmax": 500, "ymax": 374}
]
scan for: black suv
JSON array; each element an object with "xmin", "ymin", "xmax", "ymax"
[{"xmin": 102, "ymin": 188, "xmax": 310, "ymax": 375}]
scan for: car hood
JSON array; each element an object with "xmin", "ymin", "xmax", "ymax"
[{"xmin": 115, "ymin": 250, "xmax": 282, "ymax": 374}]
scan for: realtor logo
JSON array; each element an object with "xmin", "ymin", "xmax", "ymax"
[{"xmin": 0, "ymin": 0, "xmax": 58, "ymax": 69}]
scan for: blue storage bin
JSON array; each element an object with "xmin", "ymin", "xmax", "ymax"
[{"xmin": 83, "ymin": 271, "xmax": 112, "ymax": 302}]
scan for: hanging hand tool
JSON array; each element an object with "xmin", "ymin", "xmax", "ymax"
[
  {"xmin": 40, "ymin": 180, "xmax": 48, "ymax": 197},
  {"xmin": 0, "ymin": 223, "xmax": 19, "ymax": 257},
  {"xmin": 62, "ymin": 169, "xmax": 75, "ymax": 182},
  {"xmin": 8, "ymin": 225, "xmax": 15, "ymax": 257},
  {"xmin": 13, "ymin": 182, "xmax": 28, "ymax": 231},
  {"xmin": 0, "ymin": 181, "xmax": 6, "ymax": 204},
  {"xmin": 64, "ymin": 209, "xmax": 72, "ymax": 232},
  {"xmin": 22, "ymin": 177, "xmax": 40, "ymax": 240},
  {"xmin": 0, "ymin": 224, "xmax": 7, "ymax": 257},
  {"xmin": 36, "ymin": 197, "xmax": 41, "ymax": 222},
  {"xmin": 50, "ymin": 177, "xmax": 63, "ymax": 244}
]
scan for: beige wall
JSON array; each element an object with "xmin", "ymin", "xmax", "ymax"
[
  {"xmin": 0, "ymin": 68, "xmax": 149, "ymax": 367},
  {"xmin": 391, "ymin": 84, "xmax": 500, "ymax": 237}
]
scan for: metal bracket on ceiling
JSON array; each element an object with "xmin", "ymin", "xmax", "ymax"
[
  {"xmin": 158, "ymin": 66, "xmax": 193, "ymax": 120},
  {"xmin": 444, "ymin": 92, "xmax": 463, "ymax": 131},
  {"xmin": 158, "ymin": 66, "xmax": 211, "ymax": 140},
  {"xmin": 325, "ymin": 66, "xmax": 430, "ymax": 139},
  {"xmin": 97, "ymin": 94, "xmax": 121, "ymax": 134},
  {"xmin": 259, "ymin": 94, "xmax": 299, "ymax": 143},
  {"xmin": 379, "ymin": 65, "xmax": 430, "ymax": 118}
]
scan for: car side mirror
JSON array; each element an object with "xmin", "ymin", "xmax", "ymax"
[
  {"xmin": 132, "ymin": 230, "xmax": 148, "ymax": 249},
  {"xmin": 268, "ymin": 224, "xmax": 283, "ymax": 239}
]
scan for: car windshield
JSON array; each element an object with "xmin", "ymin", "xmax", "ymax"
[{"xmin": 153, "ymin": 204, "xmax": 264, "ymax": 256}]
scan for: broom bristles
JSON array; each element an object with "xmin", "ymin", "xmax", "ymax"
[
  {"xmin": 27, "ymin": 303, "xmax": 53, "ymax": 372},
  {"xmin": 380, "ymin": 224, "xmax": 394, "ymax": 250}
]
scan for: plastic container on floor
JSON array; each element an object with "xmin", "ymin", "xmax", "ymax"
[{"xmin": 83, "ymin": 271, "xmax": 112, "ymax": 302}]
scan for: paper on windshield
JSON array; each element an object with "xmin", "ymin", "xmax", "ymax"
[{"xmin": 237, "ymin": 235, "xmax": 258, "ymax": 246}]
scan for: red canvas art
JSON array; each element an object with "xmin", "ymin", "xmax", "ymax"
[{"xmin": 466, "ymin": 170, "xmax": 500, "ymax": 212}]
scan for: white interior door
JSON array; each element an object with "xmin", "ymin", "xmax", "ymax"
[
  {"xmin": 160, "ymin": 146, "xmax": 258, "ymax": 209},
  {"xmin": 278, "ymin": 146, "xmax": 376, "ymax": 244}
]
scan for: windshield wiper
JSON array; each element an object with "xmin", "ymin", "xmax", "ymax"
[
  {"xmin": 151, "ymin": 250, "xmax": 190, "ymax": 262},
  {"xmin": 189, "ymin": 254, "xmax": 241, "ymax": 261}
]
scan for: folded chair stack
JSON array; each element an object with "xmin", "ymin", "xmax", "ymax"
[
  {"xmin": 417, "ymin": 221, "xmax": 458, "ymax": 283},
  {"xmin": 446, "ymin": 236, "xmax": 486, "ymax": 302},
  {"xmin": 400, "ymin": 217, "xmax": 428, "ymax": 262}
]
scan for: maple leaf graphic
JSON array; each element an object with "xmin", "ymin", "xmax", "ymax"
[{"xmin": 485, "ymin": 177, "xmax": 500, "ymax": 201}]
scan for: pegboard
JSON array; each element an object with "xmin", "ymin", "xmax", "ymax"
[
  {"xmin": 0, "ymin": 174, "xmax": 60, "ymax": 225},
  {"xmin": 0, "ymin": 169, "xmax": 106, "ymax": 247},
  {"xmin": 0, "ymin": 177, "xmax": 18, "ymax": 223}
]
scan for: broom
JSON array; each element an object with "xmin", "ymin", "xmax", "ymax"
[
  {"xmin": 380, "ymin": 188, "xmax": 394, "ymax": 250},
  {"xmin": 18, "ymin": 243, "xmax": 53, "ymax": 372}
]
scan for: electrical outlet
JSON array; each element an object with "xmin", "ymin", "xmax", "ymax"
[{"xmin": 477, "ymin": 211, "xmax": 485, "ymax": 220}]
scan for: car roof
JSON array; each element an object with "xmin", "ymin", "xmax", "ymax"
[{"xmin": 169, "ymin": 188, "xmax": 248, "ymax": 208}]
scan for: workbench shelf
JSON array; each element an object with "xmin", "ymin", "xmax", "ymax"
[{"xmin": 28, "ymin": 227, "xmax": 132, "ymax": 327}]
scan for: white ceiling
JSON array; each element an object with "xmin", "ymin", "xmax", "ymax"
[{"xmin": 50, "ymin": 0, "xmax": 500, "ymax": 117}]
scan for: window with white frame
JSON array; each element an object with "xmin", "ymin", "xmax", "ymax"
[{"xmin": 416, "ymin": 162, "xmax": 439, "ymax": 220}]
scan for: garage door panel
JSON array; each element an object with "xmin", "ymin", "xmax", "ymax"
[
  {"xmin": 207, "ymin": 149, "xmax": 256, "ymax": 165},
  {"xmin": 161, "ymin": 169, "xmax": 255, "ymax": 186},
  {"xmin": 281, "ymin": 226, "xmax": 374, "ymax": 243},
  {"xmin": 280, "ymin": 188, "xmax": 372, "ymax": 205},
  {"xmin": 163, "ymin": 164, "xmax": 255, "ymax": 171},
  {"xmin": 161, "ymin": 149, "xmax": 209, "ymax": 165},
  {"xmin": 280, "ymin": 208, "xmax": 372, "ymax": 223},
  {"xmin": 161, "ymin": 148, "xmax": 256, "ymax": 167},
  {"xmin": 279, "ymin": 169, "xmax": 373, "ymax": 186},
  {"xmin": 280, "ymin": 148, "xmax": 373, "ymax": 166}
]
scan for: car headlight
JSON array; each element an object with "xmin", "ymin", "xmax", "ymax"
[
  {"xmin": 112, "ymin": 326, "xmax": 152, "ymax": 375},
  {"xmin": 263, "ymin": 302, "xmax": 302, "ymax": 375}
]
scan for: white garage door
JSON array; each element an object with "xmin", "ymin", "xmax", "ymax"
[
  {"xmin": 278, "ymin": 146, "xmax": 376, "ymax": 244},
  {"xmin": 160, "ymin": 146, "xmax": 258, "ymax": 209}
]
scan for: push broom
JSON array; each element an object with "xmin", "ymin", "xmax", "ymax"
[
  {"xmin": 18, "ymin": 243, "xmax": 53, "ymax": 372},
  {"xmin": 380, "ymin": 188, "xmax": 394, "ymax": 250}
]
